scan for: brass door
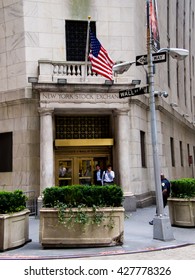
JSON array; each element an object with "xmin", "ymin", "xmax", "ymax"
[
  {"xmin": 78, "ymin": 158, "xmax": 93, "ymax": 185},
  {"xmin": 56, "ymin": 156, "xmax": 109, "ymax": 186},
  {"xmin": 58, "ymin": 159, "xmax": 73, "ymax": 186}
]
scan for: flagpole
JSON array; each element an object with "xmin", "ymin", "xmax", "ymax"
[{"xmin": 84, "ymin": 16, "xmax": 91, "ymax": 82}]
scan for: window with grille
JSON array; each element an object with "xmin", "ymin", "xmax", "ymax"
[
  {"xmin": 55, "ymin": 116, "xmax": 110, "ymax": 139},
  {"xmin": 65, "ymin": 20, "xmax": 96, "ymax": 61},
  {"xmin": 0, "ymin": 132, "xmax": 13, "ymax": 172}
]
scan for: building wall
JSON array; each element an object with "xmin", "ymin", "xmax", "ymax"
[
  {"xmin": 0, "ymin": 0, "xmax": 142, "ymax": 89},
  {"xmin": 0, "ymin": 97, "xmax": 40, "ymax": 195},
  {"xmin": 0, "ymin": 0, "xmax": 195, "ymax": 209}
]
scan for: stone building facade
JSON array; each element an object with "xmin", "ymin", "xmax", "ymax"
[{"xmin": 0, "ymin": 0, "xmax": 195, "ymax": 211}]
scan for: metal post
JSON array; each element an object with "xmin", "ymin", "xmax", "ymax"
[
  {"xmin": 146, "ymin": 0, "xmax": 174, "ymax": 241},
  {"xmin": 83, "ymin": 16, "xmax": 91, "ymax": 82}
]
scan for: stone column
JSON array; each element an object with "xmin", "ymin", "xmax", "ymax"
[
  {"xmin": 115, "ymin": 109, "xmax": 136, "ymax": 211},
  {"xmin": 37, "ymin": 108, "xmax": 54, "ymax": 212}
]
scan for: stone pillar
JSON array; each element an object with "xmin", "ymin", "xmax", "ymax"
[
  {"xmin": 37, "ymin": 108, "xmax": 54, "ymax": 213},
  {"xmin": 115, "ymin": 109, "xmax": 136, "ymax": 211}
]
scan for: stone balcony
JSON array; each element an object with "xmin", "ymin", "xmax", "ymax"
[{"xmin": 38, "ymin": 60, "xmax": 133, "ymax": 85}]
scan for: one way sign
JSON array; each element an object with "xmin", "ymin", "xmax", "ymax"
[{"xmin": 136, "ymin": 52, "xmax": 167, "ymax": 66}]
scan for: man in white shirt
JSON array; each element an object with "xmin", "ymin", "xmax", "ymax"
[{"xmin": 102, "ymin": 165, "xmax": 115, "ymax": 185}]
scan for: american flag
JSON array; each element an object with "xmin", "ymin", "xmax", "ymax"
[{"xmin": 89, "ymin": 31, "xmax": 114, "ymax": 80}]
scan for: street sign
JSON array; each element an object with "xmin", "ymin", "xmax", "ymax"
[
  {"xmin": 119, "ymin": 86, "xmax": 148, "ymax": 99},
  {"xmin": 136, "ymin": 55, "xmax": 147, "ymax": 66},
  {"xmin": 136, "ymin": 52, "xmax": 166, "ymax": 66}
]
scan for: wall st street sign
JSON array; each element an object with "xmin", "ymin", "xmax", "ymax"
[
  {"xmin": 119, "ymin": 86, "xmax": 148, "ymax": 99},
  {"xmin": 136, "ymin": 52, "xmax": 167, "ymax": 66}
]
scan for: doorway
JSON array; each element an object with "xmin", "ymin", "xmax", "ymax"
[{"xmin": 56, "ymin": 154, "xmax": 110, "ymax": 186}]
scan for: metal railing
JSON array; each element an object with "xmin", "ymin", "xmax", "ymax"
[{"xmin": 24, "ymin": 190, "xmax": 37, "ymax": 216}]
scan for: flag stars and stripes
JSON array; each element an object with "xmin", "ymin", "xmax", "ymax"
[{"xmin": 89, "ymin": 31, "xmax": 114, "ymax": 81}]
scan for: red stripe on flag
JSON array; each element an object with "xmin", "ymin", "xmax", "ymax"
[{"xmin": 89, "ymin": 35, "xmax": 114, "ymax": 80}]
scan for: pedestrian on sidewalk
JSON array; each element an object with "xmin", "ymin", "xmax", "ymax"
[{"xmin": 149, "ymin": 173, "xmax": 171, "ymax": 225}]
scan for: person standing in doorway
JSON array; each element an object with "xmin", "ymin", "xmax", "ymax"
[
  {"xmin": 102, "ymin": 165, "xmax": 115, "ymax": 185},
  {"xmin": 94, "ymin": 164, "xmax": 103, "ymax": 186}
]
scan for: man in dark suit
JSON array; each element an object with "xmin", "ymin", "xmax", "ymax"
[{"xmin": 93, "ymin": 164, "xmax": 103, "ymax": 186}]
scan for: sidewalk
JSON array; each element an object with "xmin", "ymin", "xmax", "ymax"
[{"xmin": 0, "ymin": 206, "xmax": 194, "ymax": 260}]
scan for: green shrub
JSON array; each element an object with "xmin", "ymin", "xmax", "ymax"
[
  {"xmin": 43, "ymin": 184, "xmax": 123, "ymax": 208},
  {"xmin": 0, "ymin": 190, "xmax": 27, "ymax": 214},
  {"xmin": 170, "ymin": 178, "xmax": 195, "ymax": 198}
]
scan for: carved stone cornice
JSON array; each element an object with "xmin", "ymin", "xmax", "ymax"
[
  {"xmin": 38, "ymin": 107, "xmax": 54, "ymax": 116},
  {"xmin": 33, "ymin": 82, "xmax": 136, "ymax": 94}
]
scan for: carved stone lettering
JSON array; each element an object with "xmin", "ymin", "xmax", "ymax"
[{"xmin": 41, "ymin": 92, "xmax": 119, "ymax": 103}]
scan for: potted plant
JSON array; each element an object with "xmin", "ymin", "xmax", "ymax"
[
  {"xmin": 168, "ymin": 178, "xmax": 195, "ymax": 227},
  {"xmin": 39, "ymin": 184, "xmax": 124, "ymax": 248},
  {"xmin": 0, "ymin": 189, "xmax": 30, "ymax": 251}
]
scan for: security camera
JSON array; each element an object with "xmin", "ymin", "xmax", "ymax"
[
  {"xmin": 161, "ymin": 91, "xmax": 168, "ymax": 98},
  {"xmin": 154, "ymin": 91, "xmax": 168, "ymax": 98}
]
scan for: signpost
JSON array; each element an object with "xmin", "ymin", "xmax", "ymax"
[
  {"xmin": 118, "ymin": 52, "xmax": 166, "ymax": 99},
  {"xmin": 136, "ymin": 52, "xmax": 166, "ymax": 66},
  {"xmin": 119, "ymin": 86, "xmax": 148, "ymax": 99}
]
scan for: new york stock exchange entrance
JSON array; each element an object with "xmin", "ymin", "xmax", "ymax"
[
  {"xmin": 55, "ymin": 147, "xmax": 112, "ymax": 186},
  {"xmin": 38, "ymin": 104, "xmax": 136, "ymax": 212},
  {"xmin": 54, "ymin": 115, "xmax": 113, "ymax": 186}
]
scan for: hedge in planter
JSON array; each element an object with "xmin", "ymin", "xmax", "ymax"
[
  {"xmin": 168, "ymin": 178, "xmax": 195, "ymax": 227},
  {"xmin": 43, "ymin": 184, "xmax": 123, "ymax": 208},
  {"xmin": 0, "ymin": 190, "xmax": 30, "ymax": 251},
  {"xmin": 40, "ymin": 185, "xmax": 125, "ymax": 248},
  {"xmin": 170, "ymin": 178, "xmax": 195, "ymax": 198},
  {"xmin": 0, "ymin": 189, "xmax": 27, "ymax": 214}
]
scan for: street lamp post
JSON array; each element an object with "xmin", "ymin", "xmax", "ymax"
[
  {"xmin": 113, "ymin": 1, "xmax": 189, "ymax": 242},
  {"xmin": 146, "ymin": 0, "xmax": 188, "ymax": 240},
  {"xmin": 146, "ymin": 1, "xmax": 187, "ymax": 240},
  {"xmin": 146, "ymin": 0, "xmax": 174, "ymax": 241}
]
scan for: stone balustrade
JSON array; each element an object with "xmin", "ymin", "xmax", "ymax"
[
  {"xmin": 38, "ymin": 60, "xmax": 105, "ymax": 84},
  {"xmin": 38, "ymin": 60, "xmax": 132, "ymax": 84}
]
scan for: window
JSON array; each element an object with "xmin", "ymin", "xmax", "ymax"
[
  {"xmin": 187, "ymin": 143, "xmax": 190, "ymax": 166},
  {"xmin": 179, "ymin": 141, "xmax": 183, "ymax": 166},
  {"xmin": 193, "ymin": 146, "xmax": 195, "ymax": 166},
  {"xmin": 55, "ymin": 116, "xmax": 111, "ymax": 139},
  {"xmin": 170, "ymin": 137, "xmax": 175, "ymax": 167},
  {"xmin": 65, "ymin": 20, "xmax": 96, "ymax": 61},
  {"xmin": 0, "ymin": 132, "xmax": 13, "ymax": 172},
  {"xmin": 140, "ymin": 131, "xmax": 147, "ymax": 167}
]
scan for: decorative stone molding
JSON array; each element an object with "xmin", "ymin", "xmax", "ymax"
[{"xmin": 38, "ymin": 107, "xmax": 54, "ymax": 116}]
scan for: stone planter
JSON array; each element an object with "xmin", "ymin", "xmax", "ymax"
[
  {"xmin": 39, "ymin": 207, "xmax": 124, "ymax": 248},
  {"xmin": 0, "ymin": 209, "xmax": 30, "ymax": 251},
  {"xmin": 168, "ymin": 197, "xmax": 195, "ymax": 227}
]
